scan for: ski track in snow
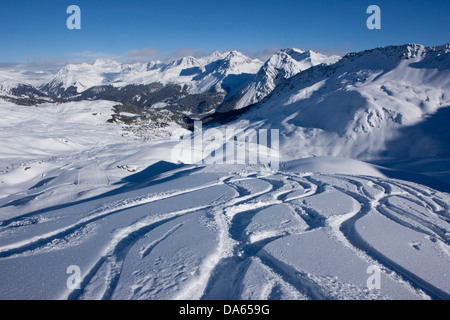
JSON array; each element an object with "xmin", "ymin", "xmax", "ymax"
[{"xmin": 0, "ymin": 168, "xmax": 449, "ymax": 300}]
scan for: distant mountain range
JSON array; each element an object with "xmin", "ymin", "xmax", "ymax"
[
  {"xmin": 0, "ymin": 48, "xmax": 339, "ymax": 121},
  {"xmin": 1, "ymin": 43, "xmax": 449, "ymax": 169}
]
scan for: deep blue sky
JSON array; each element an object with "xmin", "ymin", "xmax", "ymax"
[{"xmin": 0, "ymin": 0, "xmax": 449, "ymax": 64}]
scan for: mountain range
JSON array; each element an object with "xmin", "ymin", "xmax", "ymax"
[
  {"xmin": 1, "ymin": 43, "xmax": 450, "ymax": 300},
  {"xmin": 0, "ymin": 48, "xmax": 340, "ymax": 120},
  {"xmin": 1, "ymin": 43, "xmax": 450, "ymax": 186}
]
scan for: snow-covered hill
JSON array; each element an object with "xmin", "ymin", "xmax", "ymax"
[
  {"xmin": 0, "ymin": 151, "xmax": 449, "ymax": 300},
  {"xmin": 0, "ymin": 43, "xmax": 450, "ymax": 300},
  {"xmin": 227, "ymin": 44, "xmax": 450, "ymax": 163},
  {"xmin": 0, "ymin": 95, "xmax": 449, "ymax": 300}
]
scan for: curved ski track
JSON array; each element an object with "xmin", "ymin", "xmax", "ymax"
[{"xmin": 0, "ymin": 170, "xmax": 449, "ymax": 300}]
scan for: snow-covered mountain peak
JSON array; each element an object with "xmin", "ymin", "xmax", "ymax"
[
  {"xmin": 41, "ymin": 59, "xmax": 134, "ymax": 94},
  {"xmin": 191, "ymin": 50, "xmax": 263, "ymax": 79},
  {"xmin": 199, "ymin": 50, "xmax": 229, "ymax": 64},
  {"xmin": 282, "ymin": 48, "xmax": 306, "ymax": 55},
  {"xmin": 231, "ymin": 48, "xmax": 341, "ymax": 110},
  {"xmin": 164, "ymin": 56, "xmax": 200, "ymax": 70},
  {"xmin": 146, "ymin": 60, "xmax": 165, "ymax": 71},
  {"xmin": 265, "ymin": 48, "xmax": 340, "ymax": 78},
  {"xmin": 178, "ymin": 50, "xmax": 263, "ymax": 96},
  {"xmin": 92, "ymin": 59, "xmax": 123, "ymax": 68},
  {"xmin": 225, "ymin": 50, "xmax": 245, "ymax": 59},
  {"xmin": 209, "ymin": 50, "xmax": 224, "ymax": 57}
]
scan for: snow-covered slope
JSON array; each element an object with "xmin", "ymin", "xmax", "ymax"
[
  {"xmin": 234, "ymin": 49, "xmax": 340, "ymax": 110},
  {"xmin": 0, "ymin": 43, "xmax": 450, "ymax": 300},
  {"xmin": 228, "ymin": 43, "xmax": 450, "ymax": 161},
  {"xmin": 0, "ymin": 153, "xmax": 449, "ymax": 300},
  {"xmin": 0, "ymin": 95, "xmax": 449, "ymax": 300}
]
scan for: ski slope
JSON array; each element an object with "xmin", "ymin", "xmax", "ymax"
[{"xmin": 0, "ymin": 157, "xmax": 449, "ymax": 300}]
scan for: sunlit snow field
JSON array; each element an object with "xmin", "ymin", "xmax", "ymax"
[{"xmin": 0, "ymin": 99, "xmax": 449, "ymax": 300}]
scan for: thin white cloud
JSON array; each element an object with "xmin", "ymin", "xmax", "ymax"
[
  {"xmin": 311, "ymin": 42, "xmax": 353, "ymax": 57},
  {"xmin": 72, "ymin": 50, "xmax": 119, "ymax": 61},
  {"xmin": 121, "ymin": 48, "xmax": 163, "ymax": 63},
  {"xmin": 165, "ymin": 48, "xmax": 209, "ymax": 61},
  {"xmin": 0, "ymin": 57, "xmax": 66, "ymax": 73},
  {"xmin": 240, "ymin": 47, "xmax": 281, "ymax": 62},
  {"xmin": 120, "ymin": 47, "xmax": 210, "ymax": 63}
]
